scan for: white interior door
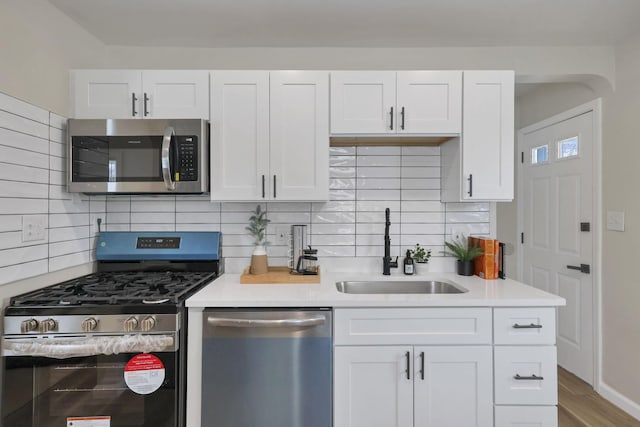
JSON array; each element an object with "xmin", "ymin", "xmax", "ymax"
[{"xmin": 520, "ymin": 110, "xmax": 594, "ymax": 385}]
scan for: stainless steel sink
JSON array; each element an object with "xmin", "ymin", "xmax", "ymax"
[{"xmin": 335, "ymin": 280, "xmax": 468, "ymax": 294}]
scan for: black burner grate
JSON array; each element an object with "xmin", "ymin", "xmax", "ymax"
[{"xmin": 10, "ymin": 271, "xmax": 217, "ymax": 307}]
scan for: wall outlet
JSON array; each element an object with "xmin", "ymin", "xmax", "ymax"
[
  {"xmin": 274, "ymin": 225, "xmax": 291, "ymax": 246},
  {"xmin": 606, "ymin": 211, "xmax": 625, "ymax": 232},
  {"xmin": 22, "ymin": 215, "xmax": 47, "ymax": 242},
  {"xmin": 449, "ymin": 225, "xmax": 467, "ymax": 241}
]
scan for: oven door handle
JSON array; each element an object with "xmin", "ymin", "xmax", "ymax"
[
  {"xmin": 207, "ymin": 316, "xmax": 326, "ymax": 328},
  {"xmin": 2, "ymin": 334, "xmax": 176, "ymax": 359},
  {"xmin": 161, "ymin": 126, "xmax": 176, "ymax": 191}
]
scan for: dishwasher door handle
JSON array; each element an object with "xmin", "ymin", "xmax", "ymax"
[{"xmin": 207, "ymin": 316, "xmax": 326, "ymax": 328}]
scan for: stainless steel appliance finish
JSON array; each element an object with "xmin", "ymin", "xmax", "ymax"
[
  {"xmin": 67, "ymin": 118, "xmax": 208, "ymax": 194},
  {"xmin": 2, "ymin": 231, "xmax": 221, "ymax": 427},
  {"xmin": 335, "ymin": 280, "xmax": 468, "ymax": 294},
  {"xmin": 201, "ymin": 309, "xmax": 332, "ymax": 427}
]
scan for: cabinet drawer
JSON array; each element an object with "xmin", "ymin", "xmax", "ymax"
[
  {"xmin": 495, "ymin": 406, "xmax": 557, "ymax": 427},
  {"xmin": 494, "ymin": 346, "xmax": 558, "ymax": 405},
  {"xmin": 494, "ymin": 308, "xmax": 556, "ymax": 345},
  {"xmin": 334, "ymin": 308, "xmax": 491, "ymax": 345}
]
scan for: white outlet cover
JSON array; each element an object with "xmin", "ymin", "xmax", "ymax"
[
  {"xmin": 273, "ymin": 225, "xmax": 291, "ymax": 245},
  {"xmin": 22, "ymin": 215, "xmax": 47, "ymax": 242},
  {"xmin": 606, "ymin": 211, "xmax": 625, "ymax": 232}
]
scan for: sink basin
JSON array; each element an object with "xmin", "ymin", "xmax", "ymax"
[{"xmin": 335, "ymin": 280, "xmax": 468, "ymax": 294}]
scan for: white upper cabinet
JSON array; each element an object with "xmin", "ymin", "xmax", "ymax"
[
  {"xmin": 210, "ymin": 70, "xmax": 329, "ymax": 201},
  {"xmin": 270, "ymin": 71, "xmax": 329, "ymax": 201},
  {"xmin": 330, "ymin": 71, "xmax": 462, "ymax": 135},
  {"xmin": 441, "ymin": 70, "xmax": 515, "ymax": 202},
  {"xmin": 210, "ymin": 71, "xmax": 270, "ymax": 201},
  {"xmin": 70, "ymin": 70, "xmax": 209, "ymax": 119}
]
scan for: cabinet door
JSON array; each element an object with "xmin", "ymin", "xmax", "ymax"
[
  {"xmin": 334, "ymin": 346, "xmax": 413, "ymax": 427},
  {"xmin": 414, "ymin": 346, "xmax": 493, "ymax": 427},
  {"xmin": 396, "ymin": 71, "xmax": 462, "ymax": 134},
  {"xmin": 210, "ymin": 71, "xmax": 270, "ymax": 201},
  {"xmin": 142, "ymin": 70, "xmax": 209, "ymax": 119},
  {"xmin": 70, "ymin": 70, "xmax": 141, "ymax": 119},
  {"xmin": 270, "ymin": 71, "xmax": 329, "ymax": 200},
  {"xmin": 461, "ymin": 70, "xmax": 514, "ymax": 200},
  {"xmin": 330, "ymin": 71, "xmax": 396, "ymax": 134}
]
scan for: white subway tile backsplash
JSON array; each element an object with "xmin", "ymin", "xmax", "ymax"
[{"xmin": 0, "ymin": 92, "xmax": 492, "ymax": 279}]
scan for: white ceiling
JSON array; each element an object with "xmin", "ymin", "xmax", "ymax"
[{"xmin": 49, "ymin": 0, "xmax": 640, "ymax": 48}]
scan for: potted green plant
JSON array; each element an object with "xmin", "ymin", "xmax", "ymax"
[
  {"xmin": 245, "ymin": 205, "xmax": 270, "ymax": 274},
  {"xmin": 409, "ymin": 244, "xmax": 432, "ymax": 274},
  {"xmin": 443, "ymin": 235, "xmax": 483, "ymax": 276}
]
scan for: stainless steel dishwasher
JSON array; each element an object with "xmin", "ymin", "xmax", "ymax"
[{"xmin": 201, "ymin": 308, "xmax": 332, "ymax": 427}]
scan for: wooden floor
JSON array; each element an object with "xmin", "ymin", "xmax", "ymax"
[{"xmin": 559, "ymin": 367, "xmax": 640, "ymax": 426}]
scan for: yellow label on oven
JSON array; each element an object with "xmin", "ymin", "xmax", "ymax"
[{"xmin": 175, "ymin": 173, "xmax": 180, "ymax": 182}]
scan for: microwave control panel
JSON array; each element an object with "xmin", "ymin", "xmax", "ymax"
[{"xmin": 177, "ymin": 136, "xmax": 198, "ymax": 181}]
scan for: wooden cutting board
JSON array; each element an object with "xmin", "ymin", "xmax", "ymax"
[{"xmin": 240, "ymin": 266, "xmax": 321, "ymax": 284}]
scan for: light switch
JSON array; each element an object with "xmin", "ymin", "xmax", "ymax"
[{"xmin": 606, "ymin": 211, "xmax": 625, "ymax": 232}]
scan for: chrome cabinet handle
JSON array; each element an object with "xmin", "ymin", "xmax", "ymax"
[
  {"xmin": 514, "ymin": 374, "xmax": 544, "ymax": 380},
  {"xmin": 161, "ymin": 126, "xmax": 176, "ymax": 191},
  {"xmin": 132, "ymin": 93, "xmax": 138, "ymax": 117},
  {"xmin": 468, "ymin": 174, "xmax": 473, "ymax": 197},
  {"xmin": 400, "ymin": 106, "xmax": 405, "ymax": 130},
  {"xmin": 207, "ymin": 316, "xmax": 326, "ymax": 328},
  {"xmin": 419, "ymin": 351, "xmax": 425, "ymax": 380},
  {"xmin": 390, "ymin": 106, "xmax": 394, "ymax": 130},
  {"xmin": 405, "ymin": 351, "xmax": 411, "ymax": 380},
  {"xmin": 513, "ymin": 323, "xmax": 543, "ymax": 329},
  {"xmin": 144, "ymin": 92, "xmax": 150, "ymax": 116}
]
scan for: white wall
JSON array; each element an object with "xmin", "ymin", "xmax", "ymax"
[{"xmin": 0, "ymin": 0, "xmax": 106, "ymax": 115}]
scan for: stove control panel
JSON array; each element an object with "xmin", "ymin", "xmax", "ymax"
[{"xmin": 4, "ymin": 314, "xmax": 179, "ymax": 336}]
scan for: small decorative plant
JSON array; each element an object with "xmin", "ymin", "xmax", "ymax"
[
  {"xmin": 409, "ymin": 244, "xmax": 432, "ymax": 263},
  {"xmin": 443, "ymin": 235, "xmax": 483, "ymax": 276},
  {"xmin": 443, "ymin": 235, "xmax": 483, "ymax": 261},
  {"xmin": 245, "ymin": 205, "xmax": 270, "ymax": 247},
  {"xmin": 245, "ymin": 205, "xmax": 270, "ymax": 274}
]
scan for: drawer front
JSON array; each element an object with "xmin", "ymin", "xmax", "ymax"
[
  {"xmin": 334, "ymin": 308, "xmax": 492, "ymax": 345},
  {"xmin": 494, "ymin": 307, "xmax": 556, "ymax": 345},
  {"xmin": 495, "ymin": 406, "xmax": 558, "ymax": 427},
  {"xmin": 494, "ymin": 346, "xmax": 558, "ymax": 405}
]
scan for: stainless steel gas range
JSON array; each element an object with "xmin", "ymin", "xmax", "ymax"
[{"xmin": 2, "ymin": 231, "xmax": 222, "ymax": 427}]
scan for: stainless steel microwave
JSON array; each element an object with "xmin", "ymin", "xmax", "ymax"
[{"xmin": 67, "ymin": 118, "xmax": 208, "ymax": 194}]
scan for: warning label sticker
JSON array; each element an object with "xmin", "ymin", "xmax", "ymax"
[
  {"xmin": 67, "ymin": 416, "xmax": 110, "ymax": 427},
  {"xmin": 124, "ymin": 353, "xmax": 165, "ymax": 395}
]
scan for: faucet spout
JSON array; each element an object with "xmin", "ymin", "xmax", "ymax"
[{"xmin": 383, "ymin": 208, "xmax": 397, "ymax": 275}]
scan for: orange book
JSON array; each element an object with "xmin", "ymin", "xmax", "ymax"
[{"xmin": 469, "ymin": 237, "xmax": 500, "ymax": 280}]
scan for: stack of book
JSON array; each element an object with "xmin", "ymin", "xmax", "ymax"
[{"xmin": 468, "ymin": 237, "xmax": 504, "ymax": 280}]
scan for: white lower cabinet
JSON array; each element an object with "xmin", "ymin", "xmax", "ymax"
[
  {"xmin": 334, "ymin": 346, "xmax": 492, "ymax": 427},
  {"xmin": 334, "ymin": 308, "xmax": 493, "ymax": 427},
  {"xmin": 495, "ymin": 406, "xmax": 558, "ymax": 427}
]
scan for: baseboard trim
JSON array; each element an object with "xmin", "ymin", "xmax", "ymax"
[{"xmin": 599, "ymin": 382, "xmax": 640, "ymax": 421}]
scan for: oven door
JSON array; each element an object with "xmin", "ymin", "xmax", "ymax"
[{"xmin": 3, "ymin": 352, "xmax": 177, "ymax": 427}]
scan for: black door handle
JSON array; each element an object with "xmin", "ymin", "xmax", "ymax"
[{"xmin": 567, "ymin": 264, "xmax": 590, "ymax": 274}]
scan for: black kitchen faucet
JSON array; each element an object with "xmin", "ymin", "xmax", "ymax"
[{"xmin": 383, "ymin": 208, "xmax": 398, "ymax": 275}]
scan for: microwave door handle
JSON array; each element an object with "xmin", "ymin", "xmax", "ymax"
[{"xmin": 161, "ymin": 126, "xmax": 176, "ymax": 191}]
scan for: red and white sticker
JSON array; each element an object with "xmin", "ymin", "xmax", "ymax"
[
  {"xmin": 124, "ymin": 353, "xmax": 165, "ymax": 395},
  {"xmin": 67, "ymin": 416, "xmax": 110, "ymax": 427}
]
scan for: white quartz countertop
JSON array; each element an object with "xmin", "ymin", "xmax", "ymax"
[{"xmin": 186, "ymin": 271, "xmax": 565, "ymax": 308}]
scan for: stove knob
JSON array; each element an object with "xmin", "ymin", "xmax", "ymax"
[
  {"xmin": 20, "ymin": 318, "xmax": 39, "ymax": 333},
  {"xmin": 81, "ymin": 317, "xmax": 98, "ymax": 332},
  {"xmin": 140, "ymin": 316, "xmax": 156, "ymax": 332},
  {"xmin": 40, "ymin": 318, "xmax": 57, "ymax": 333},
  {"xmin": 124, "ymin": 316, "xmax": 139, "ymax": 332}
]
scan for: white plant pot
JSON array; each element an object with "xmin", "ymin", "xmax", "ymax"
[{"xmin": 415, "ymin": 262, "xmax": 430, "ymax": 275}]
